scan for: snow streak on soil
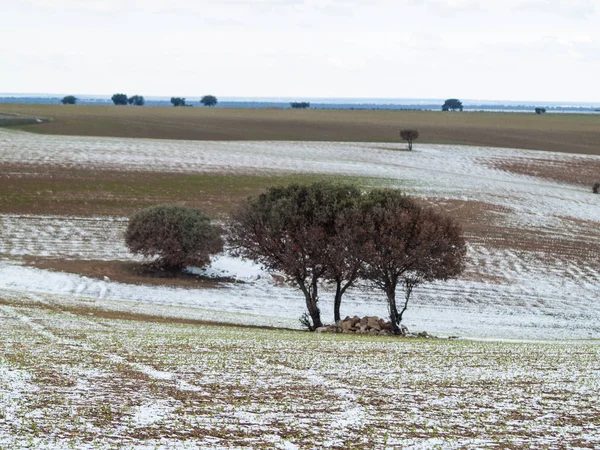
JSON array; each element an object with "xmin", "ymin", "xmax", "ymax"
[
  {"xmin": 0, "ymin": 128, "xmax": 599, "ymax": 339},
  {"xmin": 0, "ymin": 215, "xmax": 129, "ymax": 260}
]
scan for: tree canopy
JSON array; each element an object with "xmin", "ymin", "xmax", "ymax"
[
  {"xmin": 200, "ymin": 95, "xmax": 218, "ymax": 107},
  {"xmin": 128, "ymin": 95, "xmax": 145, "ymax": 106},
  {"xmin": 171, "ymin": 97, "xmax": 186, "ymax": 107},
  {"xmin": 399, "ymin": 129, "xmax": 420, "ymax": 151},
  {"xmin": 230, "ymin": 183, "xmax": 466, "ymax": 333},
  {"xmin": 60, "ymin": 95, "xmax": 77, "ymax": 105},
  {"xmin": 442, "ymin": 98, "xmax": 463, "ymax": 112},
  {"xmin": 111, "ymin": 93, "xmax": 128, "ymax": 105},
  {"xmin": 125, "ymin": 205, "xmax": 223, "ymax": 270},
  {"xmin": 290, "ymin": 102, "xmax": 310, "ymax": 109},
  {"xmin": 229, "ymin": 182, "xmax": 362, "ymax": 330},
  {"xmin": 354, "ymin": 190, "xmax": 466, "ymax": 333}
]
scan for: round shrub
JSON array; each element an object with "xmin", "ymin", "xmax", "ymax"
[{"xmin": 125, "ymin": 205, "xmax": 223, "ymax": 269}]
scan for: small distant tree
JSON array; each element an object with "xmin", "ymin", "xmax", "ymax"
[
  {"xmin": 200, "ymin": 95, "xmax": 217, "ymax": 107},
  {"xmin": 399, "ymin": 129, "xmax": 420, "ymax": 151},
  {"xmin": 111, "ymin": 93, "xmax": 128, "ymax": 105},
  {"xmin": 535, "ymin": 107, "xmax": 546, "ymax": 114},
  {"xmin": 290, "ymin": 102, "xmax": 310, "ymax": 109},
  {"xmin": 593, "ymin": 183, "xmax": 600, "ymax": 194},
  {"xmin": 125, "ymin": 205, "xmax": 223, "ymax": 270},
  {"xmin": 60, "ymin": 95, "xmax": 77, "ymax": 105},
  {"xmin": 442, "ymin": 98, "xmax": 463, "ymax": 112},
  {"xmin": 355, "ymin": 190, "xmax": 466, "ymax": 334},
  {"xmin": 171, "ymin": 97, "xmax": 186, "ymax": 107},
  {"xmin": 128, "ymin": 95, "xmax": 145, "ymax": 106}
]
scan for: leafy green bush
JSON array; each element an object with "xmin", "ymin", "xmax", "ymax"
[{"xmin": 125, "ymin": 205, "xmax": 223, "ymax": 269}]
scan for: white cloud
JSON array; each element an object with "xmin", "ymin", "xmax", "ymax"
[
  {"xmin": 1, "ymin": 0, "xmax": 598, "ymax": 101},
  {"xmin": 516, "ymin": 0, "xmax": 595, "ymax": 19}
]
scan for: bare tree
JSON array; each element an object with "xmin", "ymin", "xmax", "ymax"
[
  {"xmin": 229, "ymin": 183, "xmax": 360, "ymax": 330},
  {"xmin": 355, "ymin": 190, "xmax": 466, "ymax": 334},
  {"xmin": 400, "ymin": 129, "xmax": 420, "ymax": 151}
]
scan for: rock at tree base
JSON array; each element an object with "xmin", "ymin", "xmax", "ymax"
[{"xmin": 312, "ymin": 316, "xmax": 440, "ymax": 338}]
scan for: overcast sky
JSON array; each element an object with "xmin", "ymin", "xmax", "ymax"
[{"xmin": 1, "ymin": 0, "xmax": 598, "ymax": 102}]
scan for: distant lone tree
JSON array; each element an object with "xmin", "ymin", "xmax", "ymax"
[
  {"xmin": 60, "ymin": 95, "xmax": 77, "ymax": 105},
  {"xmin": 200, "ymin": 95, "xmax": 218, "ymax": 107},
  {"xmin": 399, "ymin": 129, "xmax": 420, "ymax": 151},
  {"xmin": 354, "ymin": 190, "xmax": 466, "ymax": 334},
  {"xmin": 125, "ymin": 205, "xmax": 223, "ymax": 270},
  {"xmin": 111, "ymin": 93, "xmax": 128, "ymax": 105},
  {"xmin": 593, "ymin": 183, "xmax": 600, "ymax": 194},
  {"xmin": 128, "ymin": 95, "xmax": 145, "ymax": 106},
  {"xmin": 229, "ymin": 183, "xmax": 361, "ymax": 330},
  {"xmin": 442, "ymin": 98, "xmax": 463, "ymax": 112},
  {"xmin": 535, "ymin": 107, "xmax": 546, "ymax": 114},
  {"xmin": 171, "ymin": 97, "xmax": 186, "ymax": 107},
  {"xmin": 290, "ymin": 102, "xmax": 310, "ymax": 109}
]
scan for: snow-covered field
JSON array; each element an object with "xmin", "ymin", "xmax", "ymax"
[
  {"xmin": 0, "ymin": 128, "xmax": 599, "ymax": 339},
  {"xmin": 1, "ymin": 128, "xmax": 600, "ymax": 448},
  {"xmin": 1, "ymin": 295, "xmax": 599, "ymax": 449}
]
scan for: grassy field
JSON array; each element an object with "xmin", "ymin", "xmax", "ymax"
[
  {"xmin": 0, "ymin": 165, "xmax": 382, "ymax": 218},
  {"xmin": 1, "ymin": 294, "xmax": 598, "ymax": 449},
  {"xmin": 1, "ymin": 104, "xmax": 599, "ymax": 155}
]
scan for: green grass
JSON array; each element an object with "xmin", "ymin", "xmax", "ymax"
[
  {"xmin": 0, "ymin": 167, "xmax": 396, "ymax": 217},
  {"xmin": 1, "ymin": 104, "xmax": 599, "ymax": 154}
]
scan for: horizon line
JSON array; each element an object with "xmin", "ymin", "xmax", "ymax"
[{"xmin": 1, "ymin": 93, "xmax": 598, "ymax": 106}]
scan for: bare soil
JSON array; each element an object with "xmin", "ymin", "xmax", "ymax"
[
  {"xmin": 23, "ymin": 258, "xmax": 236, "ymax": 289},
  {"xmin": 2, "ymin": 104, "xmax": 599, "ymax": 155},
  {"xmin": 489, "ymin": 156, "xmax": 600, "ymax": 186}
]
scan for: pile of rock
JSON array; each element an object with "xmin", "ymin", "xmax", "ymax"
[
  {"xmin": 315, "ymin": 315, "xmax": 438, "ymax": 338},
  {"xmin": 315, "ymin": 316, "xmax": 395, "ymax": 336}
]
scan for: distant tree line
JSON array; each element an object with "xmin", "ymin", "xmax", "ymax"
[
  {"xmin": 110, "ymin": 93, "xmax": 145, "ymax": 106},
  {"xmin": 170, "ymin": 96, "xmax": 218, "ymax": 107},
  {"xmin": 59, "ymin": 93, "xmax": 218, "ymax": 107},
  {"xmin": 290, "ymin": 102, "xmax": 310, "ymax": 109}
]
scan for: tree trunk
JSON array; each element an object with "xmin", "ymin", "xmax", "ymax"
[
  {"xmin": 408, "ymin": 140, "xmax": 413, "ymax": 151},
  {"xmin": 309, "ymin": 277, "xmax": 323, "ymax": 329},
  {"xmin": 397, "ymin": 279, "xmax": 415, "ymax": 325},
  {"xmin": 334, "ymin": 280, "xmax": 342, "ymax": 324},
  {"xmin": 386, "ymin": 287, "xmax": 401, "ymax": 334},
  {"xmin": 298, "ymin": 278, "xmax": 323, "ymax": 331}
]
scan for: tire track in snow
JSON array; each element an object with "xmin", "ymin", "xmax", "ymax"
[{"xmin": 0, "ymin": 303, "xmax": 208, "ymax": 394}]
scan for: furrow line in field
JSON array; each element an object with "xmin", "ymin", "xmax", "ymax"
[{"xmin": 0, "ymin": 304, "xmax": 209, "ymax": 395}]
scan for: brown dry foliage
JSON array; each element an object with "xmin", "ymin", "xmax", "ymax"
[
  {"xmin": 352, "ymin": 190, "xmax": 466, "ymax": 330},
  {"xmin": 229, "ymin": 184, "xmax": 466, "ymax": 332},
  {"xmin": 229, "ymin": 183, "xmax": 361, "ymax": 330}
]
